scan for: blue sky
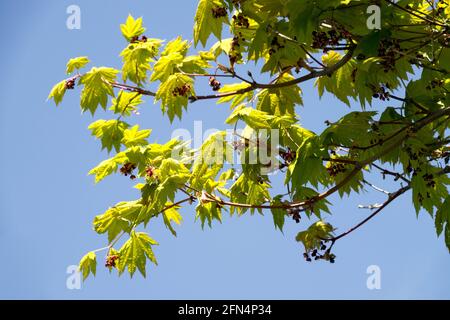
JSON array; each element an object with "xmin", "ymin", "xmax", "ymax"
[{"xmin": 0, "ymin": 0, "xmax": 448, "ymax": 299}]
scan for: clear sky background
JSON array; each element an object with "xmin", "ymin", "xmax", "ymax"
[{"xmin": 0, "ymin": 0, "xmax": 449, "ymax": 299}]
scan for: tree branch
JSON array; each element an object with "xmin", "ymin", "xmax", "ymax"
[
  {"xmin": 189, "ymin": 45, "xmax": 357, "ymax": 102},
  {"xmin": 109, "ymin": 81, "xmax": 156, "ymax": 96},
  {"xmin": 329, "ymin": 185, "xmax": 411, "ymax": 242},
  {"xmin": 384, "ymin": 0, "xmax": 447, "ymax": 27}
]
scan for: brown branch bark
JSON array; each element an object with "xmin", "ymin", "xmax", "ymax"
[{"xmin": 189, "ymin": 45, "xmax": 357, "ymax": 102}]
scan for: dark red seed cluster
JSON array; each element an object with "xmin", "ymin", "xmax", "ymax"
[
  {"xmin": 280, "ymin": 148, "xmax": 296, "ymax": 164},
  {"xmin": 378, "ymin": 38, "xmax": 404, "ymax": 72},
  {"xmin": 130, "ymin": 35, "xmax": 148, "ymax": 43},
  {"xmin": 372, "ymin": 85, "xmax": 390, "ymax": 101},
  {"xmin": 416, "ymin": 190, "xmax": 433, "ymax": 205},
  {"xmin": 172, "ymin": 83, "xmax": 192, "ymax": 97},
  {"xmin": 423, "ymin": 173, "xmax": 436, "ymax": 189},
  {"xmin": 312, "ymin": 28, "xmax": 351, "ymax": 52},
  {"xmin": 145, "ymin": 166, "xmax": 156, "ymax": 178},
  {"xmin": 65, "ymin": 78, "xmax": 76, "ymax": 90},
  {"xmin": 268, "ymin": 36, "xmax": 285, "ymax": 55},
  {"xmin": 120, "ymin": 162, "xmax": 137, "ymax": 179},
  {"xmin": 303, "ymin": 241, "xmax": 336, "ymax": 263},
  {"xmin": 209, "ymin": 76, "xmax": 221, "ymax": 91},
  {"xmin": 105, "ymin": 255, "xmax": 119, "ymax": 268},
  {"xmin": 327, "ymin": 163, "xmax": 347, "ymax": 177},
  {"xmin": 287, "ymin": 207, "xmax": 301, "ymax": 223},
  {"xmin": 211, "ymin": 6, "xmax": 227, "ymax": 18},
  {"xmin": 426, "ymin": 78, "xmax": 444, "ymax": 90},
  {"xmin": 229, "ymin": 34, "xmax": 244, "ymax": 65},
  {"xmin": 232, "ymin": 13, "xmax": 250, "ymax": 28}
]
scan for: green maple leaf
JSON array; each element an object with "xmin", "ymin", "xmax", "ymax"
[
  {"xmin": 162, "ymin": 203, "xmax": 183, "ymax": 236},
  {"xmin": 190, "ymin": 131, "xmax": 232, "ymax": 191},
  {"xmin": 435, "ymin": 195, "xmax": 450, "ymax": 252},
  {"xmin": 121, "ymin": 125, "xmax": 152, "ymax": 147},
  {"xmin": 193, "ymin": 0, "xmax": 227, "ymax": 46},
  {"xmin": 151, "ymin": 53, "xmax": 184, "ymax": 82},
  {"xmin": 161, "ymin": 36, "xmax": 190, "ymax": 56},
  {"xmin": 89, "ymin": 152, "xmax": 128, "ymax": 183},
  {"xmin": 225, "ymin": 104, "xmax": 274, "ymax": 129},
  {"xmin": 195, "ymin": 201, "xmax": 222, "ymax": 228},
  {"xmin": 120, "ymin": 15, "xmax": 146, "ymax": 41},
  {"xmin": 117, "ymin": 231, "xmax": 158, "ymax": 277},
  {"xmin": 288, "ymin": 136, "xmax": 328, "ymax": 189},
  {"xmin": 147, "ymin": 159, "xmax": 191, "ymax": 214},
  {"xmin": 155, "ymin": 73, "xmax": 195, "ymax": 122},
  {"xmin": 217, "ymin": 82, "xmax": 253, "ymax": 108},
  {"xmin": 296, "ymin": 221, "xmax": 334, "ymax": 252},
  {"xmin": 230, "ymin": 174, "xmax": 270, "ymax": 215},
  {"xmin": 120, "ymin": 39, "xmax": 162, "ymax": 85},
  {"xmin": 180, "ymin": 55, "xmax": 211, "ymax": 74},
  {"xmin": 66, "ymin": 56, "xmax": 89, "ymax": 74},
  {"xmin": 151, "ymin": 37, "xmax": 190, "ymax": 82},
  {"xmin": 109, "ymin": 91, "xmax": 143, "ymax": 116},
  {"xmin": 47, "ymin": 80, "xmax": 67, "ymax": 106},
  {"xmin": 78, "ymin": 252, "xmax": 97, "ymax": 280},
  {"xmin": 79, "ymin": 67, "xmax": 119, "ymax": 115},
  {"xmin": 88, "ymin": 119, "xmax": 129, "ymax": 153},
  {"xmin": 257, "ymin": 74, "xmax": 303, "ymax": 115},
  {"xmin": 270, "ymin": 196, "xmax": 287, "ymax": 232},
  {"xmin": 93, "ymin": 200, "xmax": 142, "ymax": 243}
]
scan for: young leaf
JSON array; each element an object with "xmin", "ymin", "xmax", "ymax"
[
  {"xmin": 161, "ymin": 36, "xmax": 190, "ymax": 57},
  {"xmin": 89, "ymin": 152, "xmax": 128, "ymax": 183},
  {"xmin": 120, "ymin": 39, "xmax": 162, "ymax": 85},
  {"xmin": 121, "ymin": 125, "xmax": 151, "ymax": 148},
  {"xmin": 66, "ymin": 56, "xmax": 89, "ymax": 74},
  {"xmin": 88, "ymin": 119, "xmax": 129, "ymax": 153},
  {"xmin": 435, "ymin": 196, "xmax": 450, "ymax": 243},
  {"xmin": 288, "ymin": 136, "xmax": 328, "ymax": 189},
  {"xmin": 257, "ymin": 74, "xmax": 303, "ymax": 115},
  {"xmin": 78, "ymin": 252, "xmax": 97, "ymax": 280},
  {"xmin": 93, "ymin": 200, "xmax": 142, "ymax": 243},
  {"xmin": 117, "ymin": 231, "xmax": 158, "ymax": 277},
  {"xmin": 270, "ymin": 196, "xmax": 286, "ymax": 232},
  {"xmin": 180, "ymin": 55, "xmax": 212, "ymax": 74},
  {"xmin": 230, "ymin": 174, "xmax": 270, "ymax": 215},
  {"xmin": 109, "ymin": 91, "xmax": 143, "ymax": 116},
  {"xmin": 195, "ymin": 201, "xmax": 222, "ymax": 228},
  {"xmin": 151, "ymin": 53, "xmax": 184, "ymax": 82},
  {"xmin": 225, "ymin": 104, "xmax": 274, "ymax": 129},
  {"xmin": 190, "ymin": 131, "xmax": 232, "ymax": 191},
  {"xmin": 48, "ymin": 80, "xmax": 67, "ymax": 106},
  {"xmin": 193, "ymin": 0, "xmax": 227, "ymax": 46},
  {"xmin": 315, "ymin": 51, "xmax": 357, "ymax": 105},
  {"xmin": 217, "ymin": 82, "xmax": 253, "ymax": 108},
  {"xmin": 162, "ymin": 203, "xmax": 183, "ymax": 236},
  {"xmin": 296, "ymin": 221, "xmax": 334, "ymax": 252},
  {"xmin": 79, "ymin": 67, "xmax": 119, "ymax": 115},
  {"xmin": 155, "ymin": 73, "xmax": 195, "ymax": 122},
  {"xmin": 148, "ymin": 159, "xmax": 191, "ymax": 213},
  {"xmin": 120, "ymin": 15, "xmax": 146, "ymax": 41}
]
